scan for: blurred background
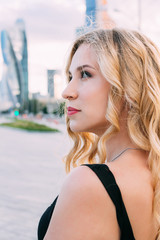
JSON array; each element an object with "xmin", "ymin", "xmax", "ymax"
[
  {"xmin": 0, "ymin": 0, "xmax": 160, "ymax": 239},
  {"xmin": 0, "ymin": 0, "xmax": 160, "ymax": 116}
]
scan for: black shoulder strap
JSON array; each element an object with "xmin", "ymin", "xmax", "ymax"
[{"xmin": 81, "ymin": 164, "xmax": 135, "ymax": 240}]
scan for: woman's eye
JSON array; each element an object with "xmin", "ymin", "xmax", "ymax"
[
  {"xmin": 81, "ymin": 71, "xmax": 92, "ymax": 79},
  {"xmin": 68, "ymin": 75, "xmax": 72, "ymax": 82}
]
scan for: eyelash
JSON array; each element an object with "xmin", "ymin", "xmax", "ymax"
[
  {"xmin": 68, "ymin": 71, "xmax": 92, "ymax": 82},
  {"xmin": 68, "ymin": 75, "xmax": 72, "ymax": 82},
  {"xmin": 81, "ymin": 71, "xmax": 92, "ymax": 79}
]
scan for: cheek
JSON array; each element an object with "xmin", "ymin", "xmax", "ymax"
[
  {"xmin": 80, "ymin": 83, "xmax": 104, "ymax": 101},
  {"xmin": 82, "ymin": 90, "xmax": 108, "ymax": 119}
]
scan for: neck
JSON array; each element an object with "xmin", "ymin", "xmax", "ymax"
[
  {"xmin": 103, "ymin": 109, "xmax": 139, "ymax": 162},
  {"xmin": 105, "ymin": 130, "xmax": 137, "ymax": 162},
  {"xmin": 96, "ymin": 109, "xmax": 140, "ymax": 162}
]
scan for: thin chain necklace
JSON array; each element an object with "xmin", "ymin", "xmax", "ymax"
[{"xmin": 110, "ymin": 147, "xmax": 141, "ymax": 162}]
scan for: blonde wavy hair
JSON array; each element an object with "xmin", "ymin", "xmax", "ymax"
[{"xmin": 63, "ymin": 28, "xmax": 160, "ymax": 238}]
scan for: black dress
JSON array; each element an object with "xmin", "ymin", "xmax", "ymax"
[{"xmin": 38, "ymin": 164, "xmax": 135, "ymax": 240}]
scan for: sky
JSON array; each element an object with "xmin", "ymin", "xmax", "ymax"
[{"xmin": 0, "ymin": 0, "xmax": 160, "ymax": 95}]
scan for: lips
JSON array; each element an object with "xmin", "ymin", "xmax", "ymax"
[
  {"xmin": 67, "ymin": 106, "xmax": 81, "ymax": 116},
  {"xmin": 67, "ymin": 107, "xmax": 80, "ymax": 111}
]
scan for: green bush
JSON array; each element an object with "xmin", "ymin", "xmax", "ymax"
[{"xmin": 53, "ymin": 102, "xmax": 65, "ymax": 117}]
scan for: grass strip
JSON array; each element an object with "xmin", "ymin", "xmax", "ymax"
[{"xmin": 0, "ymin": 119, "xmax": 60, "ymax": 132}]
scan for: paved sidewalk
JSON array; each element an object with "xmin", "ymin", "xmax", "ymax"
[{"xmin": 0, "ymin": 124, "xmax": 71, "ymax": 240}]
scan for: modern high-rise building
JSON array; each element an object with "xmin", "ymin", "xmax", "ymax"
[
  {"xmin": 96, "ymin": 0, "xmax": 115, "ymax": 29},
  {"xmin": 85, "ymin": 0, "xmax": 97, "ymax": 28},
  {"xmin": 0, "ymin": 19, "xmax": 28, "ymax": 111},
  {"xmin": 47, "ymin": 70, "xmax": 55, "ymax": 98},
  {"xmin": 0, "ymin": 30, "xmax": 20, "ymax": 111},
  {"xmin": 13, "ymin": 19, "xmax": 29, "ymax": 109},
  {"xmin": 47, "ymin": 69, "xmax": 62, "ymax": 99},
  {"xmin": 76, "ymin": 0, "xmax": 115, "ymax": 35}
]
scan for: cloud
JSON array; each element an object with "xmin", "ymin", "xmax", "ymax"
[
  {"xmin": 0, "ymin": 0, "xmax": 85, "ymax": 43},
  {"xmin": 26, "ymin": 2, "xmax": 84, "ymax": 41}
]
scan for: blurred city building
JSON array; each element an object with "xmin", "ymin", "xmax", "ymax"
[
  {"xmin": 47, "ymin": 69, "xmax": 62, "ymax": 99},
  {"xmin": 0, "ymin": 19, "xmax": 28, "ymax": 112},
  {"xmin": 97, "ymin": 0, "xmax": 115, "ymax": 29},
  {"xmin": 76, "ymin": 0, "xmax": 115, "ymax": 35},
  {"xmin": 29, "ymin": 91, "xmax": 64, "ymax": 115},
  {"xmin": 0, "ymin": 30, "xmax": 20, "ymax": 111},
  {"xmin": 48, "ymin": 70, "xmax": 55, "ymax": 98},
  {"xmin": 85, "ymin": 0, "xmax": 97, "ymax": 28}
]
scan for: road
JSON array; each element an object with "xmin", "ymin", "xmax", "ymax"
[{"xmin": 0, "ymin": 123, "xmax": 71, "ymax": 240}]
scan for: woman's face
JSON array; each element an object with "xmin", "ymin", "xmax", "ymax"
[{"xmin": 62, "ymin": 44, "xmax": 110, "ymax": 136}]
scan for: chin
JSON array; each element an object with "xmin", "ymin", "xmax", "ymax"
[
  {"xmin": 69, "ymin": 122, "xmax": 87, "ymax": 133},
  {"xmin": 70, "ymin": 126, "xmax": 84, "ymax": 133}
]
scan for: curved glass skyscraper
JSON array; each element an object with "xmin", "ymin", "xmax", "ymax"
[{"xmin": 0, "ymin": 19, "xmax": 28, "ymax": 112}]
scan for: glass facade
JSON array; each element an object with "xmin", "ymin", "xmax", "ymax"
[
  {"xmin": 0, "ymin": 19, "xmax": 28, "ymax": 112},
  {"xmin": 85, "ymin": 0, "xmax": 97, "ymax": 28},
  {"xmin": 0, "ymin": 30, "xmax": 20, "ymax": 111},
  {"xmin": 76, "ymin": 0, "xmax": 115, "ymax": 36}
]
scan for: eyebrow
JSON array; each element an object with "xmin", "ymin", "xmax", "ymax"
[{"xmin": 69, "ymin": 64, "xmax": 96, "ymax": 74}]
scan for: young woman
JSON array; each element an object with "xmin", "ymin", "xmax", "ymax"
[{"xmin": 38, "ymin": 28, "xmax": 160, "ymax": 240}]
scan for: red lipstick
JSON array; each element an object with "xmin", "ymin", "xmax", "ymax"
[{"xmin": 67, "ymin": 107, "xmax": 81, "ymax": 116}]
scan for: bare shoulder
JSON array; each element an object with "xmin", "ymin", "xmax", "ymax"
[
  {"xmin": 44, "ymin": 165, "xmax": 120, "ymax": 240},
  {"xmin": 108, "ymin": 152, "xmax": 155, "ymax": 240}
]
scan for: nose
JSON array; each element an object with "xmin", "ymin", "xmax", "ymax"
[{"xmin": 62, "ymin": 80, "xmax": 78, "ymax": 100}]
